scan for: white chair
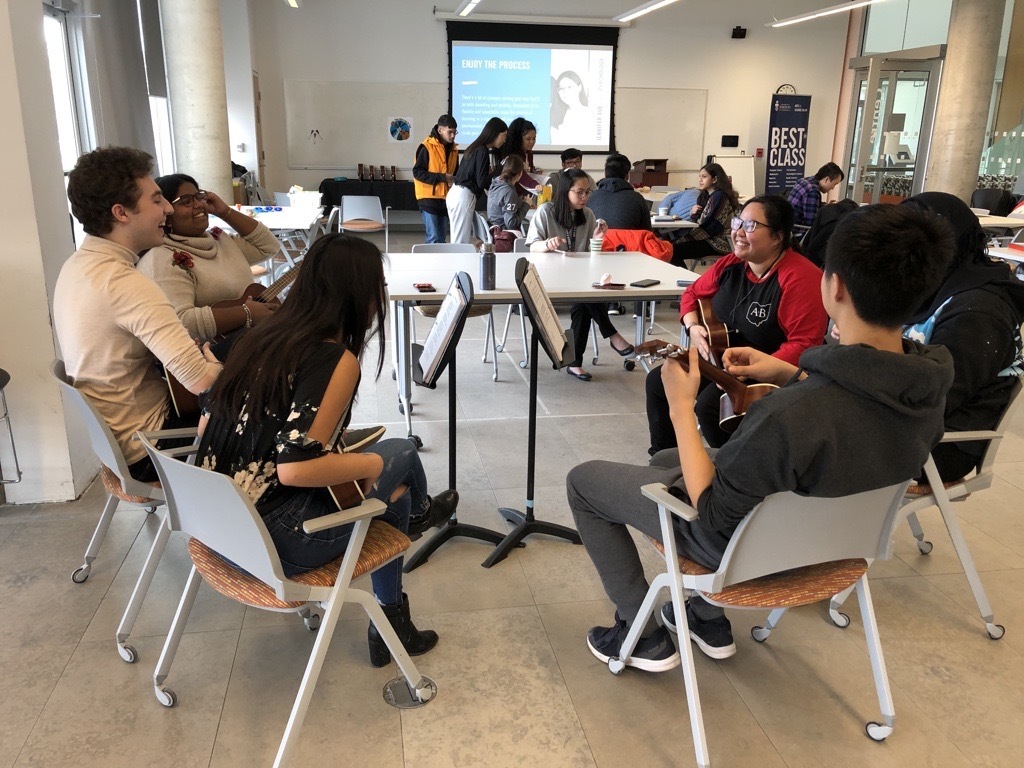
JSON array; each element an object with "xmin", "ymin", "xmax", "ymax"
[
  {"xmin": 137, "ymin": 433, "xmax": 436, "ymax": 768},
  {"xmin": 409, "ymin": 243, "xmax": 500, "ymax": 381},
  {"xmin": 496, "ymin": 239, "xmax": 532, "ymax": 369},
  {"xmin": 273, "ymin": 192, "xmax": 292, "ymax": 207},
  {"xmin": 338, "ymin": 195, "xmax": 390, "ymax": 252},
  {"xmin": 830, "ymin": 377, "xmax": 1023, "ymax": 640},
  {"xmin": 612, "ymin": 480, "xmax": 910, "ymax": 766},
  {"xmin": 50, "ymin": 361, "xmax": 169, "ymax": 583}
]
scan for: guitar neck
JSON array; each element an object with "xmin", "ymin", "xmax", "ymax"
[{"xmin": 257, "ymin": 265, "xmax": 300, "ymax": 303}]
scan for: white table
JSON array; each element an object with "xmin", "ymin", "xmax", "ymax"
[
  {"xmin": 978, "ymin": 215, "xmax": 1024, "ymax": 230},
  {"xmin": 651, "ymin": 216, "xmax": 697, "ymax": 232},
  {"xmin": 988, "ymin": 246, "xmax": 1024, "ymax": 265},
  {"xmin": 211, "ymin": 206, "xmax": 324, "ymax": 278},
  {"xmin": 386, "ymin": 251, "xmax": 697, "ymax": 439}
]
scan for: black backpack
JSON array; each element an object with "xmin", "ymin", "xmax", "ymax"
[{"xmin": 803, "ymin": 198, "xmax": 859, "ymax": 268}]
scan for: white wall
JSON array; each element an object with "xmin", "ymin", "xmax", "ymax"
[
  {"xmin": 248, "ymin": 0, "xmax": 850, "ymax": 192},
  {"xmin": 0, "ymin": 0, "xmax": 94, "ymax": 504},
  {"xmin": 220, "ymin": 0, "xmax": 258, "ymax": 175}
]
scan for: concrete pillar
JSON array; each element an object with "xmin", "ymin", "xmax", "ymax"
[
  {"xmin": 924, "ymin": 0, "xmax": 1007, "ymax": 201},
  {"xmin": 0, "ymin": 0, "xmax": 95, "ymax": 503},
  {"xmin": 160, "ymin": 0, "xmax": 232, "ymax": 199}
]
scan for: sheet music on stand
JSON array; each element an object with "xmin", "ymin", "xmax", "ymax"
[
  {"xmin": 417, "ymin": 273, "xmax": 472, "ymax": 385},
  {"xmin": 517, "ymin": 258, "xmax": 569, "ymax": 367}
]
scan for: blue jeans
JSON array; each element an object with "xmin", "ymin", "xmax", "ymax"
[
  {"xmin": 262, "ymin": 438, "xmax": 428, "ymax": 604},
  {"xmin": 421, "ymin": 210, "xmax": 450, "ymax": 244}
]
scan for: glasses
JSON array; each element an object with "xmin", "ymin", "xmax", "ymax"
[
  {"xmin": 171, "ymin": 190, "xmax": 208, "ymax": 207},
  {"xmin": 730, "ymin": 217, "xmax": 772, "ymax": 233},
  {"xmin": 569, "ymin": 187, "xmax": 592, "ymax": 197}
]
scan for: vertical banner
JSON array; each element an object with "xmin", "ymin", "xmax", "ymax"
[{"xmin": 765, "ymin": 94, "xmax": 812, "ymax": 195}]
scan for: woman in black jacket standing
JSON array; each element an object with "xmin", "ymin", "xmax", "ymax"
[{"xmin": 446, "ymin": 117, "xmax": 507, "ymax": 243}]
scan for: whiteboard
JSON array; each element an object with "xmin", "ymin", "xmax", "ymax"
[
  {"xmin": 614, "ymin": 88, "xmax": 706, "ymax": 171},
  {"xmin": 711, "ymin": 155, "xmax": 758, "ymax": 199},
  {"xmin": 284, "ymin": 80, "xmax": 448, "ymax": 170}
]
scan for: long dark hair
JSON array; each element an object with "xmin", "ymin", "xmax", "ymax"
[
  {"xmin": 463, "ymin": 117, "xmax": 508, "ymax": 161},
  {"xmin": 551, "ymin": 168, "xmax": 590, "ymax": 230},
  {"xmin": 701, "ymin": 162, "xmax": 739, "ymax": 210},
  {"xmin": 208, "ymin": 234, "xmax": 387, "ymax": 421},
  {"xmin": 500, "ymin": 117, "xmax": 536, "ymax": 161}
]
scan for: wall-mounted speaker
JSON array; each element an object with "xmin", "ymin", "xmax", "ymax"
[{"xmin": 731, "ymin": 26, "xmax": 747, "ymax": 39}]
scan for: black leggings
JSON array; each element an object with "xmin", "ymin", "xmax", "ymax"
[
  {"xmin": 568, "ymin": 302, "xmax": 618, "ymax": 367},
  {"xmin": 645, "ymin": 365, "xmax": 729, "ymax": 454},
  {"xmin": 127, "ymin": 409, "xmax": 199, "ymax": 482}
]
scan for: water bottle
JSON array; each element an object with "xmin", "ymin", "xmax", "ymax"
[{"xmin": 480, "ymin": 242, "xmax": 496, "ymax": 291}]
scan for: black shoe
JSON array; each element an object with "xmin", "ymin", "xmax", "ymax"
[
  {"xmin": 566, "ymin": 367, "xmax": 593, "ymax": 381},
  {"xmin": 607, "ymin": 303, "xmax": 625, "ymax": 316},
  {"xmin": 340, "ymin": 425, "xmax": 386, "ymax": 453},
  {"xmin": 610, "ymin": 338, "xmax": 635, "ymax": 357},
  {"xmin": 586, "ymin": 618, "xmax": 680, "ymax": 672},
  {"xmin": 661, "ymin": 601, "xmax": 736, "ymax": 660},
  {"xmin": 407, "ymin": 490, "xmax": 459, "ymax": 540},
  {"xmin": 367, "ymin": 592, "xmax": 438, "ymax": 667}
]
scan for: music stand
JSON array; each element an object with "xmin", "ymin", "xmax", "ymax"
[
  {"xmin": 482, "ymin": 258, "xmax": 583, "ymax": 568},
  {"xmin": 403, "ymin": 272, "xmax": 506, "ymax": 573}
]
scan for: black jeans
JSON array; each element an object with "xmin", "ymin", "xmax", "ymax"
[
  {"xmin": 127, "ymin": 409, "xmax": 200, "ymax": 482},
  {"xmin": 567, "ymin": 302, "xmax": 617, "ymax": 367},
  {"xmin": 645, "ymin": 365, "xmax": 728, "ymax": 454}
]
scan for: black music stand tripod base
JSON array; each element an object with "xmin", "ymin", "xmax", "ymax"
[
  {"xmin": 403, "ymin": 517, "xmax": 515, "ymax": 573},
  {"xmin": 483, "ymin": 505, "xmax": 582, "ymax": 568}
]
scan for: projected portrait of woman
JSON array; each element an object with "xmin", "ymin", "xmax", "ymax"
[{"xmin": 551, "ymin": 70, "xmax": 597, "ymax": 144}]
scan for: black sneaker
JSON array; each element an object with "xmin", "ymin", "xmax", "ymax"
[
  {"xmin": 661, "ymin": 601, "xmax": 736, "ymax": 660},
  {"xmin": 340, "ymin": 426, "xmax": 386, "ymax": 453},
  {"xmin": 587, "ymin": 619, "xmax": 680, "ymax": 672}
]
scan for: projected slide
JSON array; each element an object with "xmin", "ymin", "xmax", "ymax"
[{"xmin": 452, "ymin": 42, "xmax": 613, "ymax": 152}]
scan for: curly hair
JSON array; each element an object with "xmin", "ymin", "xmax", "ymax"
[{"xmin": 67, "ymin": 147, "xmax": 154, "ymax": 236}]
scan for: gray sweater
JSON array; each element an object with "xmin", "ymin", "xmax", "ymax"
[
  {"xmin": 525, "ymin": 202, "xmax": 598, "ymax": 252},
  {"xmin": 486, "ymin": 178, "xmax": 530, "ymax": 232},
  {"xmin": 672, "ymin": 340, "xmax": 953, "ymax": 567}
]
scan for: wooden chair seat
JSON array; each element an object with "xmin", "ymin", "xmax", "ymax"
[
  {"xmin": 646, "ymin": 536, "xmax": 868, "ymax": 608},
  {"xmin": 905, "ymin": 477, "xmax": 968, "ymax": 497},
  {"xmin": 341, "ymin": 219, "xmax": 384, "ymax": 231},
  {"xmin": 100, "ymin": 464, "xmax": 160, "ymax": 504},
  {"xmin": 187, "ymin": 520, "xmax": 411, "ymax": 609}
]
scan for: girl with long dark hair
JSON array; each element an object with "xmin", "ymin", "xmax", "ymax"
[
  {"xmin": 197, "ymin": 234, "xmax": 459, "ymax": 667},
  {"xmin": 670, "ymin": 162, "xmax": 740, "ymax": 268},
  {"xmin": 446, "ymin": 117, "xmax": 508, "ymax": 243},
  {"xmin": 525, "ymin": 169, "xmax": 635, "ymax": 381}
]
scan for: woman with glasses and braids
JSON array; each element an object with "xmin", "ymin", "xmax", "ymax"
[
  {"xmin": 669, "ymin": 162, "xmax": 740, "ymax": 269},
  {"xmin": 645, "ymin": 195, "xmax": 828, "ymax": 451},
  {"xmin": 137, "ymin": 174, "xmax": 282, "ymax": 340},
  {"xmin": 526, "ymin": 169, "xmax": 635, "ymax": 381}
]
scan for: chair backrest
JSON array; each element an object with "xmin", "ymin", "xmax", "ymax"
[
  {"xmin": 971, "ymin": 188, "xmax": 1013, "ymax": 217},
  {"xmin": 473, "ymin": 212, "xmax": 493, "ymax": 244},
  {"xmin": 513, "ymin": 237, "xmax": 529, "ymax": 252},
  {"xmin": 274, "ymin": 192, "xmax": 292, "ymax": 207},
  {"xmin": 137, "ymin": 432, "xmax": 296, "ymax": 597},
  {"xmin": 49, "ymin": 359, "xmax": 162, "ymax": 500},
  {"xmin": 340, "ymin": 195, "xmax": 384, "ymax": 224},
  {"xmin": 976, "ymin": 377, "xmax": 1023, "ymax": 476},
  {"xmin": 410, "ymin": 243, "xmax": 477, "ymax": 253},
  {"xmin": 709, "ymin": 482, "xmax": 909, "ymax": 592}
]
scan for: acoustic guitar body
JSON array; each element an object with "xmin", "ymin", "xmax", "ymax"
[{"xmin": 718, "ymin": 382, "xmax": 778, "ymax": 433}]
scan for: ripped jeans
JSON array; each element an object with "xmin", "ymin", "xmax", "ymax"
[{"xmin": 262, "ymin": 438, "xmax": 427, "ymax": 605}]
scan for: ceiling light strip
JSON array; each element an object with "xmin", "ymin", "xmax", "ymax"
[
  {"xmin": 614, "ymin": 0, "xmax": 682, "ymax": 24},
  {"xmin": 767, "ymin": 0, "xmax": 885, "ymax": 28}
]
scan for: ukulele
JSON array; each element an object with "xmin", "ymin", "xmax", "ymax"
[
  {"xmin": 165, "ymin": 266, "xmax": 301, "ymax": 419},
  {"xmin": 694, "ymin": 298, "xmax": 730, "ymax": 367},
  {"xmin": 636, "ymin": 340, "xmax": 778, "ymax": 433}
]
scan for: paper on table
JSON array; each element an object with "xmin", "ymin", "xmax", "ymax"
[
  {"xmin": 521, "ymin": 262, "xmax": 567, "ymax": 362},
  {"xmin": 418, "ymin": 276, "xmax": 469, "ymax": 384}
]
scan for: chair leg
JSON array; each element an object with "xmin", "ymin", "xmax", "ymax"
[
  {"xmin": 349, "ymin": 590, "xmax": 436, "ymax": 700},
  {"xmin": 646, "ymin": 300, "xmax": 656, "ymax": 336},
  {"xmin": 482, "ymin": 311, "xmax": 499, "ymax": 381},
  {"xmin": 750, "ymin": 608, "xmax": 787, "ymax": 642},
  {"xmin": 614, "ymin": 572, "xmax": 669, "ymax": 670},
  {"xmin": 591, "ymin": 324, "xmax": 599, "ymax": 366},
  {"xmin": 855, "ymin": 575, "xmax": 896, "ymax": 741},
  {"xmin": 829, "ymin": 584, "xmax": 856, "ymax": 628},
  {"xmin": 906, "ymin": 511, "xmax": 933, "ymax": 554},
  {"xmin": 116, "ymin": 514, "xmax": 172, "ymax": 662},
  {"xmin": 497, "ymin": 305, "xmax": 514, "ymax": 353},
  {"xmin": 923, "ymin": 460, "xmax": 1002, "ymax": 638},
  {"xmin": 72, "ymin": 492, "xmax": 119, "ymax": 583},
  {"xmin": 153, "ymin": 564, "xmax": 202, "ymax": 707},
  {"xmin": 518, "ymin": 305, "xmax": 529, "ymax": 368}
]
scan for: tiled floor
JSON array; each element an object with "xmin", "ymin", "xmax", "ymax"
[{"xmin": 3, "ymin": 232, "xmax": 1024, "ymax": 766}]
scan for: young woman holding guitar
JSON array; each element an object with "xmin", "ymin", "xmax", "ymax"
[
  {"xmin": 646, "ymin": 195, "xmax": 828, "ymax": 452},
  {"xmin": 196, "ymin": 234, "xmax": 459, "ymax": 667},
  {"xmin": 138, "ymin": 174, "xmax": 282, "ymax": 340}
]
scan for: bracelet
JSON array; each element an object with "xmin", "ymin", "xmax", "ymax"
[{"xmin": 242, "ymin": 303, "xmax": 253, "ymax": 328}]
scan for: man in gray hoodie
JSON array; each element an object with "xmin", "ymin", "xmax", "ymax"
[{"xmin": 568, "ymin": 203, "xmax": 955, "ymax": 671}]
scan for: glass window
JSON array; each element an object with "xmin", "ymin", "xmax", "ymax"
[{"xmin": 43, "ymin": 13, "xmax": 80, "ymax": 173}]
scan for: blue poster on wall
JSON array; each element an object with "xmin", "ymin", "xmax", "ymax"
[{"xmin": 765, "ymin": 94, "xmax": 812, "ymax": 195}]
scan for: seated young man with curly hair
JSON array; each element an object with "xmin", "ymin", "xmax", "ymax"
[
  {"xmin": 567, "ymin": 203, "xmax": 956, "ymax": 669},
  {"xmin": 54, "ymin": 147, "xmax": 222, "ymax": 482}
]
